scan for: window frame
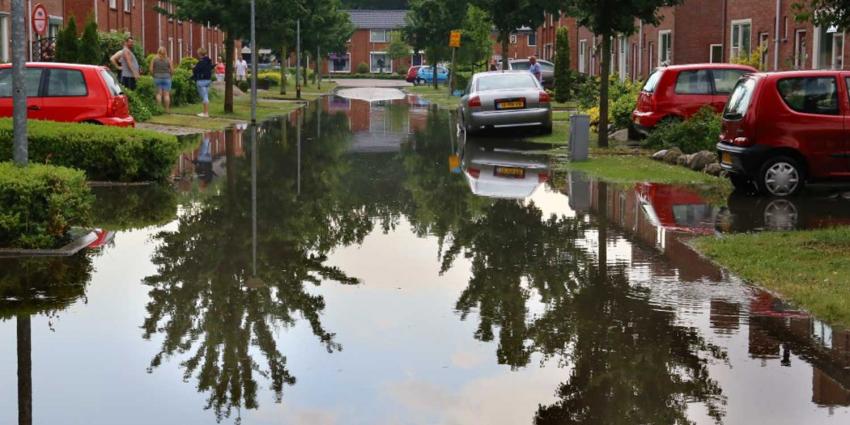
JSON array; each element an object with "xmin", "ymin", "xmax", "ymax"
[
  {"xmin": 510, "ymin": 34, "xmax": 517, "ymax": 45},
  {"xmin": 794, "ymin": 29, "xmax": 808, "ymax": 69},
  {"xmin": 776, "ymin": 76, "xmax": 840, "ymax": 116},
  {"xmin": 759, "ymin": 32, "xmax": 770, "ymax": 68},
  {"xmin": 123, "ymin": 0, "xmax": 131, "ymax": 13},
  {"xmin": 0, "ymin": 14, "xmax": 8, "ymax": 63},
  {"xmin": 329, "ymin": 52, "xmax": 352, "ymax": 73},
  {"xmin": 709, "ymin": 44, "xmax": 723, "ymax": 63},
  {"xmin": 527, "ymin": 32, "xmax": 537, "ymax": 47},
  {"xmin": 578, "ymin": 39, "xmax": 587, "ymax": 73},
  {"xmin": 109, "ymin": 0, "xmax": 117, "ymax": 10},
  {"xmin": 44, "ymin": 68, "xmax": 89, "ymax": 98},
  {"xmin": 658, "ymin": 30, "xmax": 672, "ymax": 66},
  {"xmin": 369, "ymin": 29, "xmax": 388, "ymax": 43},
  {"xmin": 730, "ymin": 19, "xmax": 752, "ymax": 60},
  {"xmin": 369, "ymin": 51, "xmax": 392, "ymax": 74}
]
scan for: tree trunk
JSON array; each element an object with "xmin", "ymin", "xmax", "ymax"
[
  {"xmin": 598, "ymin": 34, "xmax": 611, "ymax": 148},
  {"xmin": 432, "ymin": 63, "xmax": 438, "ymax": 90},
  {"xmin": 224, "ymin": 34, "xmax": 235, "ymax": 114},
  {"xmin": 280, "ymin": 44, "xmax": 287, "ymax": 95},
  {"xmin": 17, "ymin": 314, "xmax": 31, "ymax": 425},
  {"xmin": 501, "ymin": 32, "xmax": 509, "ymax": 71},
  {"xmin": 316, "ymin": 46, "xmax": 321, "ymax": 90}
]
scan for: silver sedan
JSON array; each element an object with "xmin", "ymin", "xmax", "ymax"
[{"xmin": 458, "ymin": 71, "xmax": 553, "ymax": 136}]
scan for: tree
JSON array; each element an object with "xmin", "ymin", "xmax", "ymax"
[
  {"xmin": 78, "ymin": 17, "xmax": 101, "ymax": 65},
  {"xmin": 404, "ymin": 0, "xmax": 467, "ymax": 89},
  {"xmin": 386, "ymin": 31, "xmax": 411, "ymax": 63},
  {"xmin": 554, "ymin": 26, "xmax": 571, "ymax": 102},
  {"xmin": 563, "ymin": 0, "xmax": 682, "ymax": 147},
  {"xmin": 793, "ymin": 1, "xmax": 850, "ymax": 29},
  {"xmin": 457, "ymin": 5, "xmax": 493, "ymax": 71},
  {"xmin": 55, "ymin": 16, "xmax": 79, "ymax": 63},
  {"xmin": 472, "ymin": 0, "xmax": 556, "ymax": 70}
]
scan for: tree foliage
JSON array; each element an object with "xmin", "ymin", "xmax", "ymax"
[
  {"xmin": 793, "ymin": 1, "xmax": 850, "ymax": 29},
  {"xmin": 471, "ymin": 0, "xmax": 556, "ymax": 68},
  {"xmin": 457, "ymin": 5, "xmax": 493, "ymax": 69},
  {"xmin": 78, "ymin": 18, "xmax": 101, "ymax": 65},
  {"xmin": 387, "ymin": 31, "xmax": 411, "ymax": 61},
  {"xmin": 55, "ymin": 16, "xmax": 79, "ymax": 63},
  {"xmin": 404, "ymin": 0, "xmax": 468, "ymax": 87},
  {"xmin": 554, "ymin": 26, "xmax": 571, "ymax": 102}
]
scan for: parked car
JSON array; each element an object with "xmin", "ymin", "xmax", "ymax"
[
  {"xmin": 417, "ymin": 66, "xmax": 449, "ymax": 84},
  {"xmin": 508, "ymin": 59, "xmax": 555, "ymax": 88},
  {"xmin": 406, "ymin": 65, "xmax": 423, "ymax": 84},
  {"xmin": 718, "ymin": 70, "xmax": 850, "ymax": 197},
  {"xmin": 458, "ymin": 71, "xmax": 552, "ymax": 135},
  {"xmin": 631, "ymin": 63, "xmax": 756, "ymax": 138},
  {"xmin": 0, "ymin": 62, "xmax": 134, "ymax": 127}
]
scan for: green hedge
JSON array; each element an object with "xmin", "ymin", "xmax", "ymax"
[
  {"xmin": 645, "ymin": 107, "xmax": 722, "ymax": 153},
  {"xmin": 0, "ymin": 162, "xmax": 92, "ymax": 249},
  {"xmin": 0, "ymin": 119, "xmax": 180, "ymax": 182}
]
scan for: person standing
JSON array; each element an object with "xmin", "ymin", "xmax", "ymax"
[
  {"xmin": 215, "ymin": 56, "xmax": 226, "ymax": 82},
  {"xmin": 110, "ymin": 35, "xmax": 140, "ymax": 89},
  {"xmin": 193, "ymin": 48, "xmax": 214, "ymax": 118},
  {"xmin": 149, "ymin": 47, "xmax": 173, "ymax": 113},
  {"xmin": 236, "ymin": 57, "xmax": 248, "ymax": 82},
  {"xmin": 528, "ymin": 56, "xmax": 542, "ymax": 83}
]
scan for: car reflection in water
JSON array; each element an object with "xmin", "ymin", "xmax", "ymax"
[
  {"xmin": 719, "ymin": 190, "xmax": 850, "ymax": 232},
  {"xmin": 459, "ymin": 137, "xmax": 550, "ymax": 199},
  {"xmin": 635, "ymin": 182, "xmax": 717, "ymax": 235}
]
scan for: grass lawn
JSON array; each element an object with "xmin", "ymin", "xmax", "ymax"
[
  {"xmin": 405, "ymin": 85, "xmax": 460, "ymax": 109},
  {"xmin": 160, "ymin": 95, "xmax": 304, "ymax": 127},
  {"xmin": 146, "ymin": 113, "xmax": 242, "ymax": 130},
  {"xmin": 258, "ymin": 80, "xmax": 336, "ymax": 101},
  {"xmin": 562, "ymin": 155, "xmax": 728, "ymax": 186},
  {"xmin": 695, "ymin": 227, "xmax": 850, "ymax": 326}
]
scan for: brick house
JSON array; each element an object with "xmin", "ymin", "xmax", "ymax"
[
  {"xmin": 329, "ymin": 10, "xmax": 418, "ymax": 75},
  {"xmin": 491, "ymin": 27, "xmax": 538, "ymax": 63},
  {"xmin": 0, "ymin": 0, "xmax": 66, "ymax": 61}
]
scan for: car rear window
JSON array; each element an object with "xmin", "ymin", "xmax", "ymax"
[
  {"xmin": 776, "ymin": 77, "xmax": 838, "ymax": 115},
  {"xmin": 46, "ymin": 69, "xmax": 87, "ymax": 97},
  {"xmin": 540, "ymin": 62, "xmax": 554, "ymax": 71},
  {"xmin": 477, "ymin": 74, "xmax": 538, "ymax": 91},
  {"xmin": 723, "ymin": 78, "xmax": 756, "ymax": 119},
  {"xmin": 0, "ymin": 68, "xmax": 43, "ymax": 97},
  {"xmin": 510, "ymin": 61, "xmax": 530, "ymax": 70},
  {"xmin": 100, "ymin": 70, "xmax": 122, "ymax": 96},
  {"xmin": 712, "ymin": 69, "xmax": 747, "ymax": 94},
  {"xmin": 642, "ymin": 69, "xmax": 663, "ymax": 92},
  {"xmin": 675, "ymin": 70, "xmax": 712, "ymax": 94}
]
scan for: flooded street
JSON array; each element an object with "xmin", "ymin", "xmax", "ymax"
[{"xmin": 3, "ymin": 96, "xmax": 850, "ymax": 425}]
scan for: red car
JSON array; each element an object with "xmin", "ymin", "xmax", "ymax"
[
  {"xmin": 631, "ymin": 63, "xmax": 756, "ymax": 137},
  {"xmin": 718, "ymin": 70, "xmax": 850, "ymax": 196},
  {"xmin": 0, "ymin": 62, "xmax": 134, "ymax": 127},
  {"xmin": 406, "ymin": 65, "xmax": 423, "ymax": 84}
]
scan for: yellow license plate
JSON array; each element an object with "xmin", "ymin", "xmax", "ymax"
[
  {"xmin": 497, "ymin": 100, "xmax": 524, "ymax": 110},
  {"xmin": 721, "ymin": 152, "xmax": 732, "ymax": 164},
  {"xmin": 494, "ymin": 166, "xmax": 525, "ymax": 178}
]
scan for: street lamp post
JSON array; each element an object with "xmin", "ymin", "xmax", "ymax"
[{"xmin": 11, "ymin": 0, "xmax": 27, "ymax": 165}]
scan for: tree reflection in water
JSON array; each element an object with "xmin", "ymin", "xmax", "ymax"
[{"xmin": 142, "ymin": 109, "xmax": 366, "ymax": 422}]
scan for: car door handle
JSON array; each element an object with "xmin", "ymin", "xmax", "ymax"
[{"xmin": 27, "ymin": 105, "xmax": 40, "ymax": 111}]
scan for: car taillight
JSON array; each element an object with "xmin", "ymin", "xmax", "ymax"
[
  {"xmin": 110, "ymin": 96, "xmax": 128, "ymax": 117},
  {"xmin": 467, "ymin": 167, "xmax": 480, "ymax": 179},
  {"xmin": 732, "ymin": 137, "xmax": 753, "ymax": 147},
  {"xmin": 538, "ymin": 91, "xmax": 551, "ymax": 103},
  {"xmin": 468, "ymin": 96, "xmax": 481, "ymax": 108},
  {"xmin": 538, "ymin": 172, "xmax": 549, "ymax": 183}
]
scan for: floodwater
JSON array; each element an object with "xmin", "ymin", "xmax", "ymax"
[{"xmin": 2, "ymin": 96, "xmax": 850, "ymax": 425}]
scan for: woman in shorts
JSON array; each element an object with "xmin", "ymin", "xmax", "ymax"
[{"xmin": 149, "ymin": 47, "xmax": 173, "ymax": 113}]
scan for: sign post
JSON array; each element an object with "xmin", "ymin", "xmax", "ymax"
[{"xmin": 448, "ymin": 30, "xmax": 461, "ymax": 95}]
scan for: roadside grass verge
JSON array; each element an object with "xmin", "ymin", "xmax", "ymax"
[
  {"xmin": 405, "ymin": 85, "xmax": 459, "ymax": 109},
  {"xmin": 155, "ymin": 95, "xmax": 305, "ymax": 130},
  {"xmin": 695, "ymin": 227, "xmax": 850, "ymax": 326},
  {"xmin": 146, "ymin": 114, "xmax": 242, "ymax": 130},
  {"xmin": 561, "ymin": 155, "xmax": 728, "ymax": 186}
]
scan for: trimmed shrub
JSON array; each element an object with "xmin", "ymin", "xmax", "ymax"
[
  {"xmin": 179, "ymin": 56, "xmax": 198, "ymax": 72},
  {"xmin": 55, "ymin": 16, "xmax": 80, "ymax": 63},
  {"xmin": 554, "ymin": 27, "xmax": 572, "ymax": 103},
  {"xmin": 0, "ymin": 162, "xmax": 92, "ymax": 249},
  {"xmin": 455, "ymin": 72, "xmax": 470, "ymax": 92},
  {"xmin": 0, "ymin": 119, "xmax": 180, "ymax": 182},
  {"xmin": 171, "ymin": 68, "xmax": 200, "ymax": 105},
  {"xmin": 356, "ymin": 62, "xmax": 369, "ymax": 74},
  {"xmin": 99, "ymin": 31, "xmax": 148, "ymax": 73},
  {"xmin": 78, "ymin": 18, "xmax": 102, "ymax": 65},
  {"xmin": 645, "ymin": 107, "xmax": 722, "ymax": 154},
  {"xmin": 257, "ymin": 71, "xmax": 281, "ymax": 86},
  {"xmin": 91, "ymin": 185, "xmax": 177, "ymax": 231}
]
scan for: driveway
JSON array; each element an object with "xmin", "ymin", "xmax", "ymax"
[{"xmin": 330, "ymin": 78, "xmax": 412, "ymax": 88}]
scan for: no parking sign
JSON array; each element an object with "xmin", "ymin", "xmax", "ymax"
[{"xmin": 32, "ymin": 4, "xmax": 48, "ymax": 37}]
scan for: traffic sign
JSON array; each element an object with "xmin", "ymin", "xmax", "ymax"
[
  {"xmin": 449, "ymin": 30, "xmax": 461, "ymax": 48},
  {"xmin": 32, "ymin": 4, "xmax": 48, "ymax": 37}
]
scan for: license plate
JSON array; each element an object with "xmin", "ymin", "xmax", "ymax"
[
  {"xmin": 721, "ymin": 152, "xmax": 732, "ymax": 164},
  {"xmin": 494, "ymin": 166, "xmax": 525, "ymax": 178},
  {"xmin": 496, "ymin": 99, "xmax": 525, "ymax": 110}
]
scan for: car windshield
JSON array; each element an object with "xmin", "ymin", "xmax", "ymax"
[
  {"xmin": 540, "ymin": 62, "xmax": 554, "ymax": 71},
  {"xmin": 510, "ymin": 61, "xmax": 530, "ymax": 70},
  {"xmin": 100, "ymin": 70, "xmax": 122, "ymax": 96},
  {"xmin": 477, "ymin": 74, "xmax": 538, "ymax": 91},
  {"xmin": 642, "ymin": 69, "xmax": 664, "ymax": 92},
  {"xmin": 723, "ymin": 78, "xmax": 756, "ymax": 119}
]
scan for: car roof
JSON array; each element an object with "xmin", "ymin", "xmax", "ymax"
[
  {"xmin": 656, "ymin": 63, "xmax": 757, "ymax": 72},
  {"xmin": 510, "ymin": 58, "xmax": 553, "ymax": 64},
  {"xmin": 473, "ymin": 70, "xmax": 533, "ymax": 78},
  {"xmin": 0, "ymin": 62, "xmax": 107, "ymax": 70},
  {"xmin": 755, "ymin": 69, "xmax": 850, "ymax": 79}
]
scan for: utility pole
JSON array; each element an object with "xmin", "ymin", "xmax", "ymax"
[
  {"xmin": 11, "ymin": 0, "xmax": 27, "ymax": 165},
  {"xmin": 250, "ymin": 0, "xmax": 257, "ymax": 125},
  {"xmin": 316, "ymin": 45, "xmax": 321, "ymax": 90},
  {"xmin": 296, "ymin": 19, "xmax": 301, "ymax": 100}
]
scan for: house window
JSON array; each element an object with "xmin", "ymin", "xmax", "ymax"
[
  {"xmin": 730, "ymin": 19, "xmax": 752, "ymax": 60},
  {"xmin": 658, "ymin": 30, "xmax": 671, "ymax": 66},
  {"xmin": 709, "ymin": 44, "xmax": 723, "ymax": 63},
  {"xmin": 370, "ymin": 52, "xmax": 391, "ymax": 73},
  {"xmin": 759, "ymin": 32, "xmax": 769, "ymax": 69},
  {"xmin": 0, "ymin": 14, "xmax": 8, "ymax": 62},
  {"xmin": 330, "ymin": 53, "xmax": 351, "ymax": 73},
  {"xmin": 648, "ymin": 41, "xmax": 654, "ymax": 72},
  {"xmin": 578, "ymin": 39, "xmax": 587, "ymax": 73},
  {"xmin": 528, "ymin": 32, "xmax": 536, "ymax": 47},
  {"xmin": 794, "ymin": 30, "xmax": 807, "ymax": 69},
  {"xmin": 510, "ymin": 34, "xmax": 517, "ymax": 44},
  {"xmin": 815, "ymin": 26, "xmax": 844, "ymax": 69},
  {"xmin": 48, "ymin": 20, "xmax": 60, "ymax": 39},
  {"xmin": 124, "ymin": 0, "xmax": 131, "ymax": 12},
  {"xmin": 109, "ymin": 0, "xmax": 117, "ymax": 9},
  {"xmin": 411, "ymin": 53, "xmax": 423, "ymax": 66},
  {"xmin": 370, "ymin": 29, "xmax": 388, "ymax": 43}
]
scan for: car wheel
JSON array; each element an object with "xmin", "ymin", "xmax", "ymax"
[
  {"xmin": 539, "ymin": 124, "xmax": 553, "ymax": 135},
  {"xmin": 627, "ymin": 124, "xmax": 642, "ymax": 141},
  {"xmin": 762, "ymin": 198, "xmax": 799, "ymax": 231},
  {"xmin": 729, "ymin": 173, "xmax": 755, "ymax": 193},
  {"xmin": 757, "ymin": 156, "xmax": 804, "ymax": 197}
]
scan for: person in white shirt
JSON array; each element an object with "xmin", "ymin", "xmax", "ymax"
[{"xmin": 236, "ymin": 58, "xmax": 248, "ymax": 82}]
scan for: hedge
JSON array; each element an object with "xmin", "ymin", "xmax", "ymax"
[
  {"xmin": 645, "ymin": 107, "xmax": 722, "ymax": 154},
  {"xmin": 0, "ymin": 162, "xmax": 92, "ymax": 249},
  {"xmin": 0, "ymin": 119, "xmax": 180, "ymax": 182}
]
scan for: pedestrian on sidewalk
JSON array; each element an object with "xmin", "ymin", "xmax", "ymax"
[
  {"xmin": 215, "ymin": 56, "xmax": 226, "ymax": 82},
  {"xmin": 110, "ymin": 35, "xmax": 140, "ymax": 89},
  {"xmin": 193, "ymin": 48, "xmax": 214, "ymax": 118},
  {"xmin": 149, "ymin": 47, "xmax": 173, "ymax": 113},
  {"xmin": 528, "ymin": 56, "xmax": 542, "ymax": 83},
  {"xmin": 236, "ymin": 57, "xmax": 248, "ymax": 82}
]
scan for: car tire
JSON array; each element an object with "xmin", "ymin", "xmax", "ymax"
[
  {"xmin": 539, "ymin": 124, "xmax": 553, "ymax": 135},
  {"xmin": 627, "ymin": 124, "xmax": 642, "ymax": 141},
  {"xmin": 756, "ymin": 156, "xmax": 804, "ymax": 197},
  {"xmin": 729, "ymin": 173, "xmax": 755, "ymax": 193}
]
